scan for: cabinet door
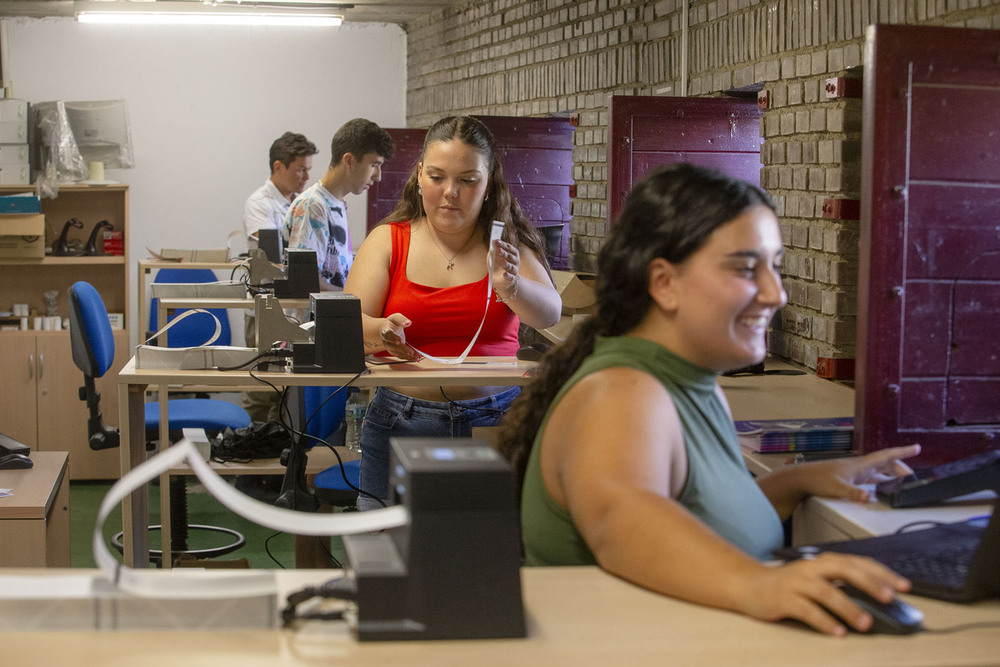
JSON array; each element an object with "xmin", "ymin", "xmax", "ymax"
[
  {"xmin": 36, "ymin": 331, "xmax": 126, "ymax": 480},
  {"xmin": 0, "ymin": 334, "xmax": 38, "ymax": 446}
]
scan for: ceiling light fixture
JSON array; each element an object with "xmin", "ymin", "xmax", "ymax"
[{"xmin": 75, "ymin": 1, "xmax": 344, "ymax": 26}]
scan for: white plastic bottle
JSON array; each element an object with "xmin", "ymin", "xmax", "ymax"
[{"xmin": 345, "ymin": 388, "xmax": 366, "ymax": 452}]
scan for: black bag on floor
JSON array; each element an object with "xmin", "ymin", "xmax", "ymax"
[{"xmin": 210, "ymin": 421, "xmax": 293, "ymax": 464}]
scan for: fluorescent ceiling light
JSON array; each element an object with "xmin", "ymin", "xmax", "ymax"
[{"xmin": 75, "ymin": 1, "xmax": 343, "ymax": 26}]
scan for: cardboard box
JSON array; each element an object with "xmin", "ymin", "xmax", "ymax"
[
  {"xmin": 0, "ymin": 213, "xmax": 45, "ymax": 258},
  {"xmin": 158, "ymin": 248, "xmax": 229, "ymax": 262},
  {"xmin": 539, "ymin": 271, "xmax": 597, "ymax": 343}
]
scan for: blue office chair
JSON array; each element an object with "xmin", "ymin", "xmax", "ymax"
[
  {"xmin": 303, "ymin": 386, "xmax": 362, "ymax": 509},
  {"xmin": 148, "ymin": 267, "xmax": 232, "ymax": 347},
  {"xmin": 68, "ymin": 280, "xmax": 251, "ymax": 564}
]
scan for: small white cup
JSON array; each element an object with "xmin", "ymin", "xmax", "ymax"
[{"xmin": 88, "ymin": 161, "xmax": 105, "ymax": 182}]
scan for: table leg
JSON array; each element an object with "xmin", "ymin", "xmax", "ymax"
[{"xmin": 121, "ymin": 382, "xmax": 150, "ymax": 567}]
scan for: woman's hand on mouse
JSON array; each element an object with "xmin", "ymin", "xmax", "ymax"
[
  {"xmin": 379, "ymin": 313, "xmax": 420, "ymax": 361},
  {"xmin": 737, "ymin": 553, "xmax": 911, "ymax": 636}
]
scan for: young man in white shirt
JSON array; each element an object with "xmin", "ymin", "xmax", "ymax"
[{"xmin": 243, "ymin": 132, "xmax": 318, "ymax": 248}]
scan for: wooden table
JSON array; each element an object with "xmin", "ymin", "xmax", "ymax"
[
  {"xmin": 0, "ymin": 451, "xmax": 70, "ymax": 567},
  {"xmin": 117, "ymin": 357, "xmax": 539, "ymax": 567},
  {"xmin": 3, "ymin": 566, "xmax": 999, "ymax": 665}
]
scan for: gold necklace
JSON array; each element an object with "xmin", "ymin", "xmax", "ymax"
[{"xmin": 425, "ymin": 223, "xmax": 476, "ymax": 270}]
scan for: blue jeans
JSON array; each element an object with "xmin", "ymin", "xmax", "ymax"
[{"xmin": 357, "ymin": 385, "xmax": 520, "ymax": 510}]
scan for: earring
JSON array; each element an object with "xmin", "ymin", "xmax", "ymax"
[
  {"xmin": 418, "ymin": 185, "xmax": 423, "ymax": 195},
  {"xmin": 484, "ymin": 193, "xmax": 489, "ymax": 202}
]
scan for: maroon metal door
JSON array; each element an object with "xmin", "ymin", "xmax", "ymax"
[
  {"xmin": 607, "ymin": 96, "xmax": 762, "ymax": 225},
  {"xmin": 858, "ymin": 24, "xmax": 1000, "ymax": 464},
  {"xmin": 366, "ymin": 117, "xmax": 575, "ymax": 269}
]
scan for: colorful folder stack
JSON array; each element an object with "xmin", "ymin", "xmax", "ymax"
[{"xmin": 734, "ymin": 417, "xmax": 854, "ymax": 453}]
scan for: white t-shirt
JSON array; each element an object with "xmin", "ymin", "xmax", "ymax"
[{"xmin": 243, "ymin": 179, "xmax": 291, "ymax": 248}]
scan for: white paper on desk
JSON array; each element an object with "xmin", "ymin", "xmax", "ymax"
[{"xmin": 95, "ymin": 439, "xmax": 408, "ymax": 600}]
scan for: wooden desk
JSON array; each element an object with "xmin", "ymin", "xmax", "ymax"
[
  {"xmin": 718, "ymin": 360, "xmax": 855, "ymax": 421},
  {"xmin": 117, "ymin": 357, "xmax": 538, "ymax": 567},
  {"xmin": 0, "ymin": 452, "xmax": 70, "ymax": 567},
  {"xmin": 743, "ymin": 435, "xmax": 996, "ymax": 545},
  {"xmin": 3, "ymin": 567, "xmax": 999, "ymax": 665}
]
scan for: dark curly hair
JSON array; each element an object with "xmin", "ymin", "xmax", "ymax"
[
  {"xmin": 496, "ymin": 163, "xmax": 775, "ymax": 487},
  {"xmin": 381, "ymin": 115, "xmax": 549, "ymax": 266},
  {"xmin": 329, "ymin": 118, "xmax": 395, "ymax": 166}
]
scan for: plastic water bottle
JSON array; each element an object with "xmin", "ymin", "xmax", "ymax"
[{"xmin": 345, "ymin": 388, "xmax": 366, "ymax": 452}]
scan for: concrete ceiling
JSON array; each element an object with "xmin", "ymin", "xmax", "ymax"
[{"xmin": 0, "ymin": 0, "xmax": 466, "ymax": 27}]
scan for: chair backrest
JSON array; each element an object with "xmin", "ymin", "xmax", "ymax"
[
  {"xmin": 68, "ymin": 281, "xmax": 116, "ymax": 379},
  {"xmin": 302, "ymin": 386, "xmax": 348, "ymax": 442},
  {"xmin": 149, "ymin": 267, "xmax": 232, "ymax": 347}
]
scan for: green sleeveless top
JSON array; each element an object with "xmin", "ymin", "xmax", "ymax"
[{"xmin": 521, "ymin": 336, "xmax": 784, "ymax": 564}]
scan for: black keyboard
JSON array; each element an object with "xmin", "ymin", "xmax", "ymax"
[
  {"xmin": 889, "ymin": 545, "xmax": 974, "ymax": 591},
  {"xmin": 877, "ymin": 450, "xmax": 1000, "ymax": 508}
]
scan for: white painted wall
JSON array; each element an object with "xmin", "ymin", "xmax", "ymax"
[{"xmin": 3, "ymin": 17, "xmax": 406, "ymax": 346}]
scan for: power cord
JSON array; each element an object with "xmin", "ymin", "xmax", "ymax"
[{"xmin": 281, "ymin": 576, "xmax": 357, "ymax": 627}]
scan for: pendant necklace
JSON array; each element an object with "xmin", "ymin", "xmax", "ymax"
[{"xmin": 427, "ymin": 224, "xmax": 476, "ymax": 270}]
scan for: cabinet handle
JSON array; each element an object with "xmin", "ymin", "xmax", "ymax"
[
  {"xmin": 28, "ymin": 353, "xmax": 34, "ymax": 379},
  {"xmin": 38, "ymin": 353, "xmax": 44, "ymax": 380}
]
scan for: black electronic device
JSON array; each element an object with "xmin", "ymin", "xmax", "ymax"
[
  {"xmin": 0, "ymin": 432, "xmax": 30, "ymax": 458},
  {"xmin": 292, "ymin": 293, "xmax": 366, "ymax": 374},
  {"xmin": 257, "ymin": 228, "xmax": 283, "ymax": 264},
  {"xmin": 84, "ymin": 220, "xmax": 113, "ymax": 256},
  {"xmin": 876, "ymin": 450, "xmax": 1000, "ymax": 508},
  {"xmin": 0, "ymin": 453, "xmax": 32, "ymax": 470},
  {"xmin": 273, "ymin": 249, "xmax": 320, "ymax": 299},
  {"xmin": 53, "ymin": 217, "xmax": 84, "ymax": 256},
  {"xmin": 835, "ymin": 584, "xmax": 924, "ymax": 635},
  {"xmin": 775, "ymin": 511, "xmax": 1000, "ymax": 603},
  {"xmin": 340, "ymin": 437, "xmax": 526, "ymax": 641}
]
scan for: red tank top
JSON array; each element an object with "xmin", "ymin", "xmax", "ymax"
[{"xmin": 381, "ymin": 221, "xmax": 519, "ymax": 357}]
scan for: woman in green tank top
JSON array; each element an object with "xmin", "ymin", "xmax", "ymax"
[{"xmin": 497, "ymin": 164, "xmax": 919, "ymax": 636}]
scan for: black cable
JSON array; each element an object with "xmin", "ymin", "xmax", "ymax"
[
  {"xmin": 298, "ymin": 429, "xmax": 386, "ymax": 508},
  {"xmin": 264, "ymin": 530, "xmax": 288, "ymax": 569},
  {"xmin": 281, "ymin": 577, "xmax": 356, "ymax": 627},
  {"xmin": 923, "ymin": 621, "xmax": 1000, "ymax": 634},
  {"xmin": 438, "ymin": 386, "xmax": 508, "ymax": 420},
  {"xmin": 215, "ymin": 348, "xmax": 292, "ymax": 372}
]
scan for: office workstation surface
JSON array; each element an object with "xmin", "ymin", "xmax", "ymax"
[{"xmin": 2, "ymin": 566, "xmax": 998, "ymax": 666}]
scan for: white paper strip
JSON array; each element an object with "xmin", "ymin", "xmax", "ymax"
[
  {"xmin": 406, "ymin": 227, "xmax": 504, "ymax": 365},
  {"xmin": 94, "ymin": 439, "xmax": 408, "ymax": 599}
]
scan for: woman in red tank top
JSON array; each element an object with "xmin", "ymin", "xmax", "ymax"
[{"xmin": 344, "ymin": 116, "xmax": 562, "ymax": 509}]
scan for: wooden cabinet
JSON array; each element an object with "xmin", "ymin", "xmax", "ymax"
[
  {"xmin": 0, "ymin": 184, "xmax": 129, "ymax": 479},
  {"xmin": 0, "ymin": 451, "xmax": 71, "ymax": 567}
]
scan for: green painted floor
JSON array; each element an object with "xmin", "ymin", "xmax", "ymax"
[{"xmin": 70, "ymin": 480, "xmax": 346, "ymax": 569}]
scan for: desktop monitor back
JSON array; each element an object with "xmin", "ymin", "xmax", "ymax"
[{"xmin": 857, "ymin": 25, "xmax": 1000, "ymax": 466}]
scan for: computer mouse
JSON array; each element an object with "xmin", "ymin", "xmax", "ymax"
[
  {"xmin": 516, "ymin": 342, "xmax": 551, "ymax": 362},
  {"xmin": 838, "ymin": 584, "xmax": 924, "ymax": 635},
  {"xmin": 0, "ymin": 453, "xmax": 33, "ymax": 470}
]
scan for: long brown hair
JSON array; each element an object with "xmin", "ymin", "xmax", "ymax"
[
  {"xmin": 496, "ymin": 163, "xmax": 775, "ymax": 487},
  {"xmin": 382, "ymin": 116, "xmax": 549, "ymax": 268}
]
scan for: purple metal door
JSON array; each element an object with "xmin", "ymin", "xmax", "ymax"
[
  {"xmin": 366, "ymin": 117, "xmax": 575, "ymax": 269},
  {"xmin": 607, "ymin": 96, "xmax": 762, "ymax": 225},
  {"xmin": 858, "ymin": 24, "xmax": 1000, "ymax": 464}
]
